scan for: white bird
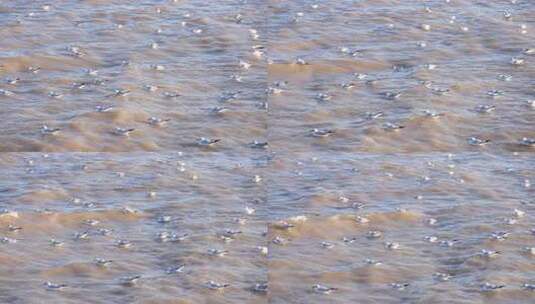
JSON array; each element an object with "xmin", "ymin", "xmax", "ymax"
[
  {"xmin": 272, "ymin": 236, "xmax": 287, "ymax": 245},
  {"xmin": 273, "ymin": 221, "xmax": 295, "ymax": 230},
  {"xmin": 197, "ymin": 137, "xmax": 221, "ymax": 146},
  {"xmin": 390, "ymin": 282, "xmax": 410, "ymax": 290},
  {"xmin": 424, "ymin": 236, "xmax": 438, "ymax": 243},
  {"xmin": 0, "ymin": 89, "xmax": 14, "ymax": 96},
  {"xmin": 0, "ymin": 237, "xmax": 17, "ymax": 244},
  {"xmin": 49, "ymin": 239, "xmax": 64, "ymax": 247},
  {"xmin": 478, "ymin": 249, "xmax": 501, "ymax": 258},
  {"xmin": 511, "ymin": 57, "xmax": 525, "ymax": 65},
  {"xmin": 480, "ymin": 282, "xmax": 505, "ymax": 292},
  {"xmin": 113, "ymin": 127, "xmax": 135, "ymax": 136},
  {"xmin": 112, "ymin": 88, "xmax": 130, "ymax": 97},
  {"xmin": 524, "ymin": 247, "xmax": 535, "ymax": 255},
  {"xmin": 147, "ymin": 117, "xmax": 170, "ymax": 126},
  {"xmin": 74, "ymin": 231, "xmax": 90, "ymax": 240},
  {"xmin": 385, "ymin": 242, "xmax": 400, "ymax": 250},
  {"xmin": 310, "ymin": 128, "xmax": 335, "ymax": 137},
  {"xmin": 8, "ymin": 224, "xmax": 22, "ymax": 232},
  {"xmin": 95, "ymin": 105, "xmax": 114, "ymax": 112},
  {"xmin": 367, "ymin": 230, "xmax": 383, "ymax": 239},
  {"xmin": 249, "ymin": 141, "xmax": 268, "ymax": 149},
  {"xmin": 211, "ymin": 106, "xmax": 229, "ymax": 114},
  {"xmin": 157, "ymin": 215, "xmax": 172, "ymax": 223},
  {"xmin": 41, "ymin": 125, "xmax": 60, "ymax": 135},
  {"xmin": 522, "ymin": 283, "xmax": 535, "ymax": 290},
  {"xmin": 468, "ymin": 137, "xmax": 491, "ymax": 146},
  {"xmin": 513, "ymin": 209, "xmax": 525, "ymax": 218},
  {"xmin": 487, "ymin": 90, "xmax": 504, "ymax": 97},
  {"xmin": 95, "ymin": 258, "xmax": 113, "ymax": 267},
  {"xmin": 116, "ymin": 240, "xmax": 132, "ymax": 248},
  {"xmin": 253, "ymin": 282, "xmax": 268, "ymax": 293},
  {"xmin": 490, "ymin": 231, "xmax": 509, "ymax": 241},
  {"xmin": 433, "ymin": 272, "xmax": 451, "ymax": 282},
  {"xmin": 520, "ymin": 137, "xmax": 535, "ymax": 147},
  {"xmin": 206, "ymin": 281, "xmax": 230, "ymax": 291},
  {"xmin": 67, "ymin": 45, "xmax": 85, "ymax": 57},
  {"xmin": 166, "ymin": 264, "xmax": 185, "ymax": 274},
  {"xmin": 382, "ymin": 91, "xmax": 402, "ymax": 100},
  {"xmin": 316, "ymin": 93, "xmax": 332, "ymax": 102},
  {"xmin": 474, "ymin": 104, "xmax": 496, "ymax": 113},
  {"xmin": 355, "ymin": 216, "xmax": 370, "ymax": 224},
  {"xmin": 320, "ymin": 241, "xmax": 335, "ymax": 249},
  {"xmin": 312, "ymin": 284, "xmax": 337, "ymax": 294},
  {"xmin": 383, "ymin": 122, "xmax": 405, "ymax": 131},
  {"xmin": 365, "ymin": 111, "xmax": 384, "ymax": 120},
  {"xmin": 294, "ymin": 57, "xmax": 308, "ymax": 65},
  {"xmin": 422, "ymin": 110, "xmax": 444, "ymax": 118},
  {"xmin": 208, "ymin": 249, "xmax": 228, "ymax": 256},
  {"xmin": 364, "ymin": 259, "xmax": 382, "ymax": 266},
  {"xmin": 497, "ymin": 74, "xmax": 512, "ymax": 81},
  {"xmin": 239, "ymin": 60, "xmax": 251, "ymax": 70},
  {"xmin": 163, "ymin": 91, "xmax": 180, "ymax": 98},
  {"xmin": 120, "ymin": 275, "xmax": 141, "ymax": 286},
  {"xmin": 245, "ymin": 206, "xmax": 256, "ymax": 215},
  {"xmin": 44, "ymin": 282, "xmax": 67, "ymax": 291}
]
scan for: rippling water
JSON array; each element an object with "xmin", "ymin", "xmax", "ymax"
[{"xmin": 0, "ymin": 0, "xmax": 534, "ymax": 303}]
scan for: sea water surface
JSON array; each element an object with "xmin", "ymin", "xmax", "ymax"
[{"xmin": 0, "ymin": 0, "xmax": 534, "ymax": 303}]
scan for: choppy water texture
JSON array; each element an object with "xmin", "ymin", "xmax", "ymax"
[{"xmin": 0, "ymin": 0, "xmax": 534, "ymax": 303}]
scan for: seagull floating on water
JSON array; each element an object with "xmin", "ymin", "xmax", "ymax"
[
  {"xmin": 422, "ymin": 110, "xmax": 444, "ymax": 118},
  {"xmin": 432, "ymin": 272, "xmax": 451, "ymax": 282},
  {"xmin": 120, "ymin": 275, "xmax": 141, "ymax": 286},
  {"xmin": 365, "ymin": 111, "xmax": 384, "ymax": 120},
  {"xmin": 474, "ymin": 104, "xmax": 495, "ymax": 113},
  {"xmin": 310, "ymin": 128, "xmax": 335, "ymax": 137},
  {"xmin": 478, "ymin": 249, "xmax": 501, "ymax": 258},
  {"xmin": 116, "ymin": 239, "xmax": 132, "ymax": 248},
  {"xmin": 383, "ymin": 122, "xmax": 405, "ymax": 131},
  {"xmin": 520, "ymin": 137, "xmax": 535, "ymax": 147},
  {"xmin": 382, "ymin": 91, "xmax": 402, "ymax": 100},
  {"xmin": 522, "ymin": 283, "xmax": 535, "ymax": 290},
  {"xmin": 44, "ymin": 282, "xmax": 67, "ymax": 291},
  {"xmin": 95, "ymin": 258, "xmax": 113, "ymax": 267},
  {"xmin": 253, "ymin": 282, "xmax": 268, "ymax": 293},
  {"xmin": 312, "ymin": 284, "xmax": 337, "ymax": 294},
  {"xmin": 367, "ymin": 230, "xmax": 383, "ymax": 239},
  {"xmin": 249, "ymin": 141, "xmax": 268, "ymax": 149},
  {"xmin": 206, "ymin": 281, "xmax": 230, "ymax": 291},
  {"xmin": 510, "ymin": 57, "xmax": 525, "ymax": 65},
  {"xmin": 166, "ymin": 265, "xmax": 185, "ymax": 274},
  {"xmin": 497, "ymin": 74, "xmax": 512, "ymax": 81},
  {"xmin": 390, "ymin": 282, "xmax": 410, "ymax": 291},
  {"xmin": 364, "ymin": 258, "xmax": 382, "ymax": 266},
  {"xmin": 208, "ymin": 248, "xmax": 228, "ymax": 256},
  {"xmin": 113, "ymin": 127, "xmax": 135, "ymax": 136},
  {"xmin": 41, "ymin": 125, "xmax": 60, "ymax": 135},
  {"xmin": 147, "ymin": 117, "xmax": 170, "ymax": 126},
  {"xmin": 49, "ymin": 239, "xmax": 64, "ymax": 247},
  {"xmin": 468, "ymin": 137, "xmax": 491, "ymax": 146},
  {"xmin": 385, "ymin": 242, "xmax": 400, "ymax": 250},
  {"xmin": 95, "ymin": 105, "xmax": 114, "ymax": 112},
  {"xmin": 480, "ymin": 282, "xmax": 505, "ymax": 292},
  {"xmin": 316, "ymin": 93, "xmax": 332, "ymax": 102},
  {"xmin": 197, "ymin": 137, "xmax": 221, "ymax": 146}
]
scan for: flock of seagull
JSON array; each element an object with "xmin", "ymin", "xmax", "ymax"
[
  {"xmin": 1, "ymin": 2, "xmax": 534, "ymax": 151},
  {"xmin": 1, "ymin": 0, "xmax": 534, "ymax": 302}
]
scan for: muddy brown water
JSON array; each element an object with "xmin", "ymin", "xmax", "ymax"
[{"xmin": 0, "ymin": 1, "xmax": 534, "ymax": 303}]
